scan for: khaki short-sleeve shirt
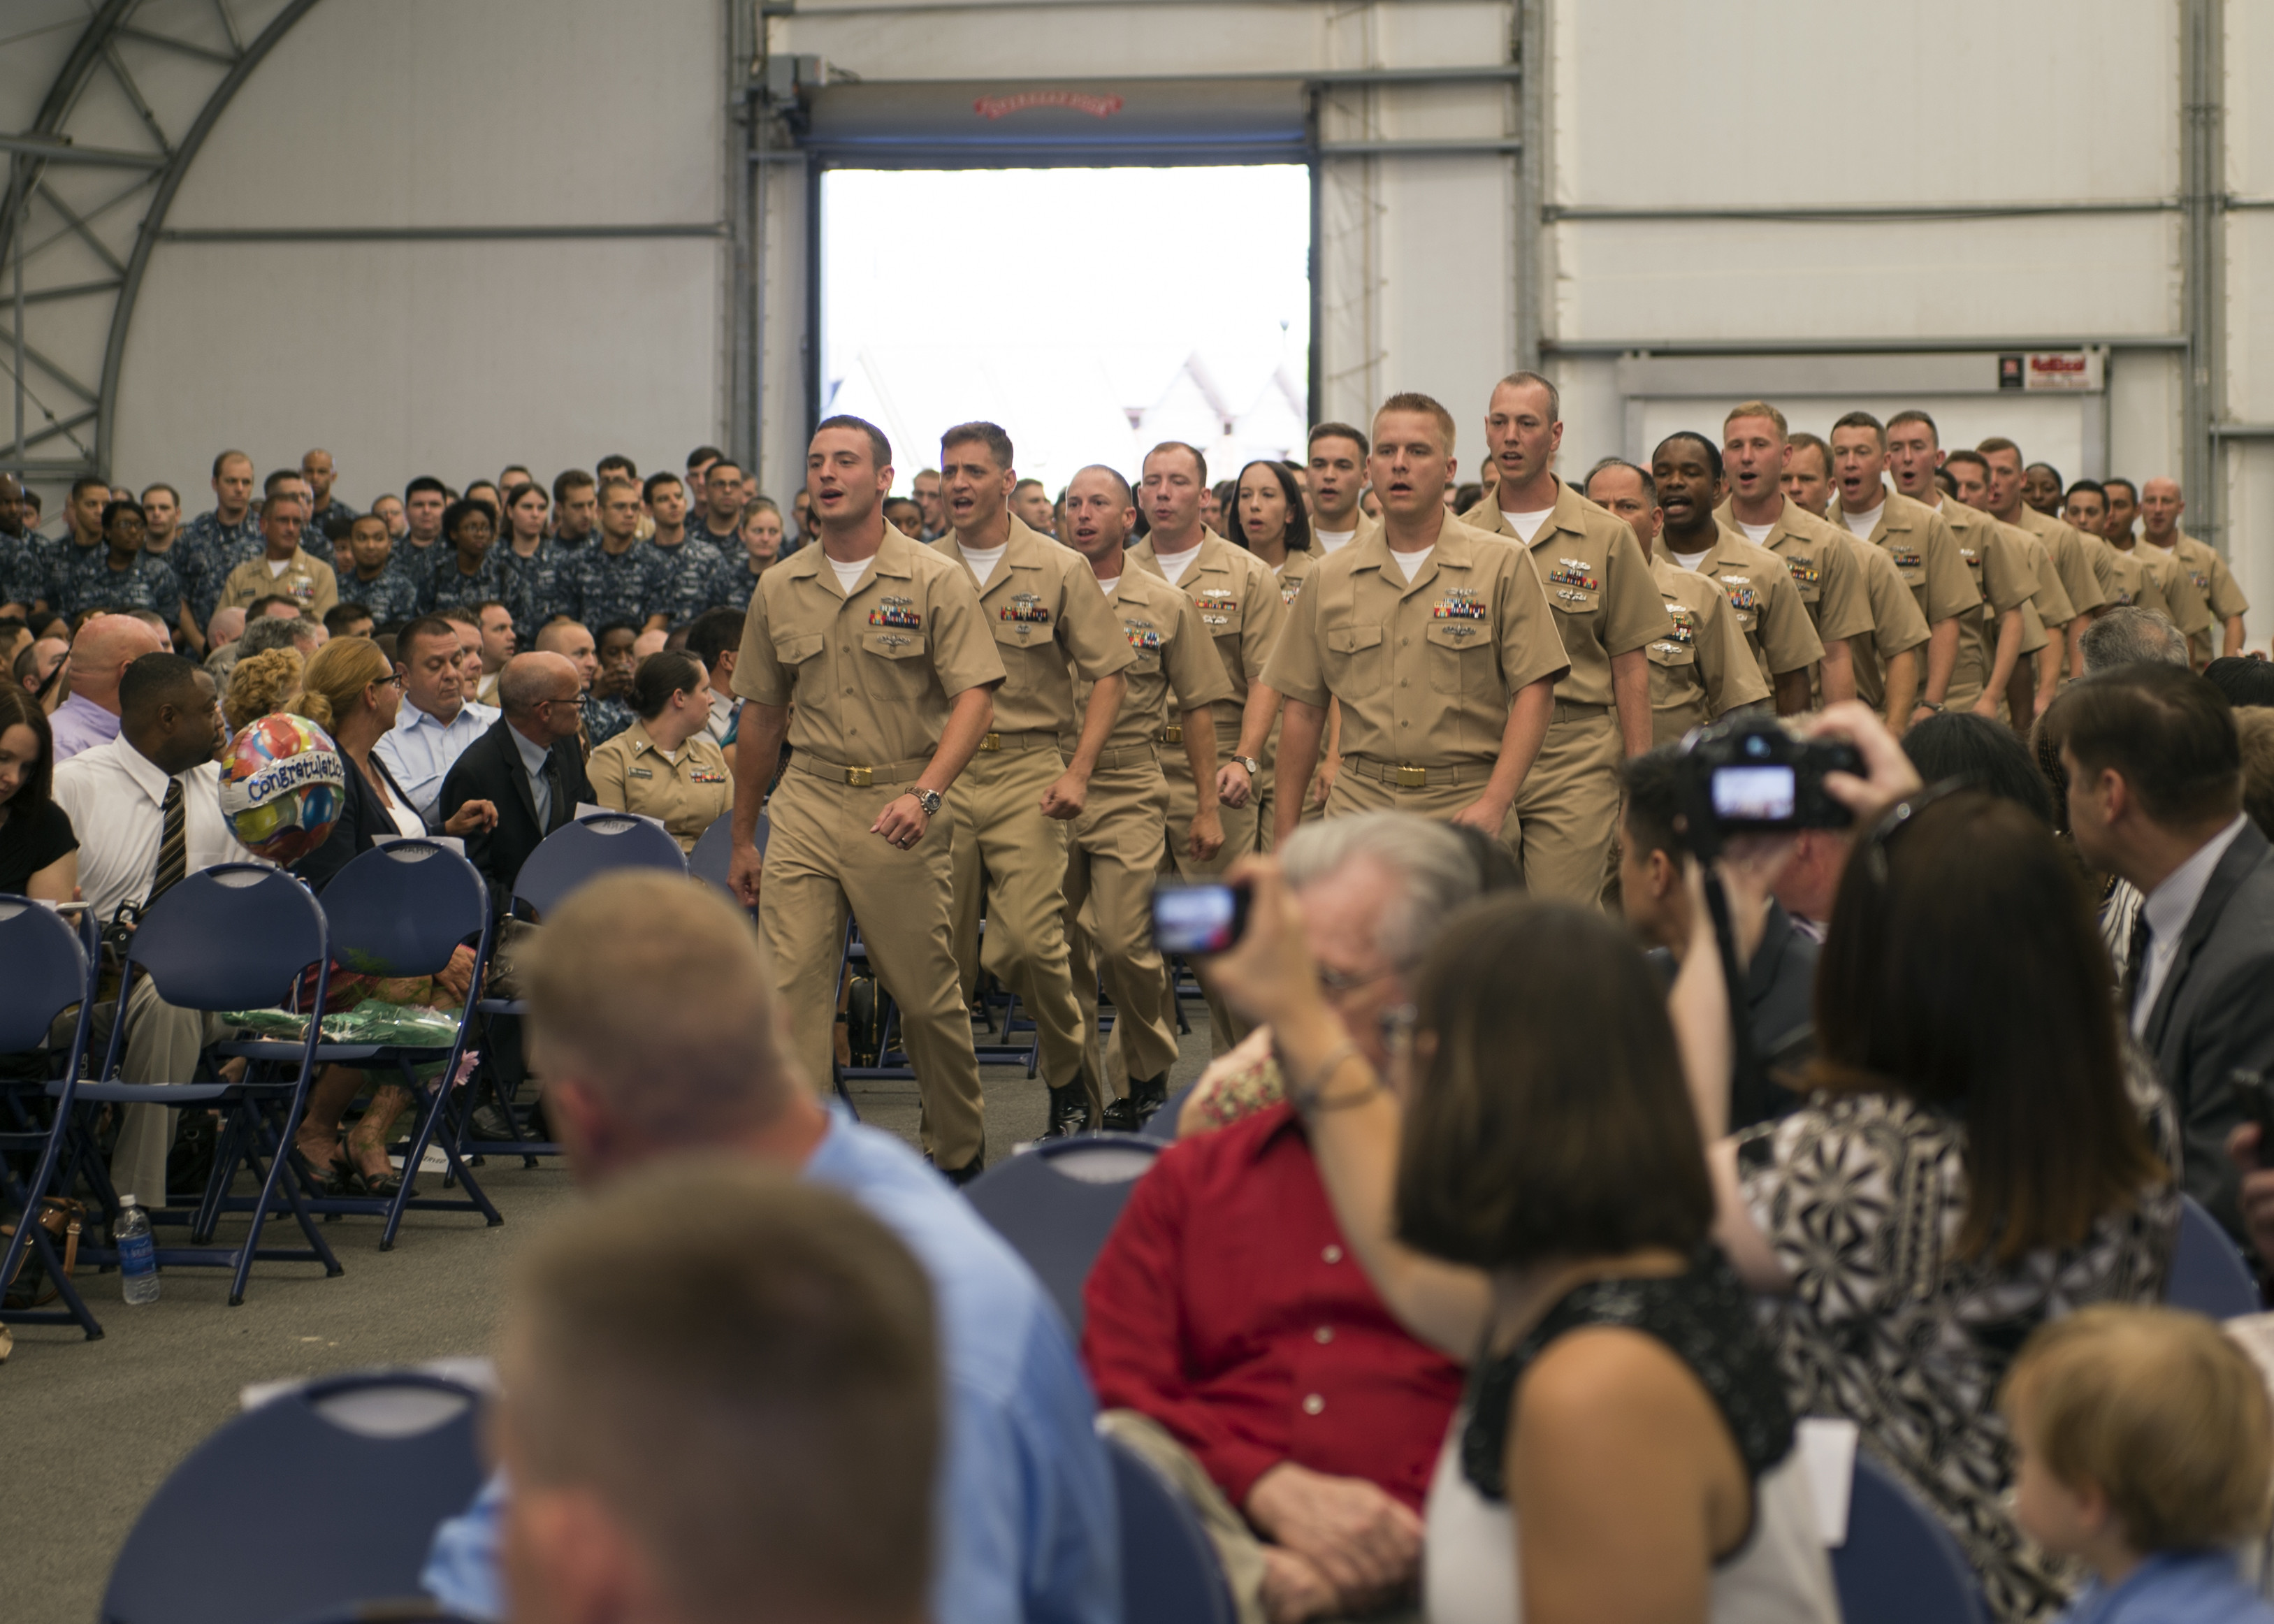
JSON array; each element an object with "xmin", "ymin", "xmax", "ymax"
[
  {"xmin": 2010, "ymin": 525, "xmax": 2076, "ymax": 628},
  {"xmin": 1275, "ymin": 547, "xmax": 1317, "ymax": 609},
  {"xmin": 1646, "ymin": 553, "xmax": 1772, "ymax": 744},
  {"xmin": 1463, "ymin": 480, "xmax": 1663, "ymax": 708},
  {"xmin": 586, "ymin": 718, "xmax": 736, "ymax": 851},
  {"xmin": 219, "ymin": 548, "xmax": 339, "ymax": 621},
  {"xmin": 1934, "ymin": 498, "xmax": 2038, "ymax": 700},
  {"xmin": 1674, "ymin": 524, "xmax": 1825, "ymax": 679},
  {"xmin": 932, "ymin": 516, "xmax": 1133, "ymax": 737},
  {"xmin": 1715, "ymin": 498, "xmax": 1878, "ymax": 648},
  {"xmin": 1261, "ymin": 512, "xmax": 1570, "ymax": 768},
  {"xmin": 1127, "ymin": 529, "xmax": 1287, "ymax": 739},
  {"xmin": 1832, "ymin": 491, "xmax": 1980, "ymax": 631},
  {"xmin": 1075, "ymin": 567, "xmax": 1234, "ymax": 753},
  {"xmin": 1841, "ymin": 535, "xmax": 1934, "ymax": 711},
  {"xmin": 732, "ymin": 525, "xmax": 1005, "ymax": 764},
  {"xmin": 2177, "ymin": 532, "xmax": 2250, "ymax": 621},
  {"xmin": 2136, "ymin": 540, "xmax": 2216, "ymax": 637},
  {"xmin": 2014, "ymin": 507, "xmax": 2108, "ymax": 618}
]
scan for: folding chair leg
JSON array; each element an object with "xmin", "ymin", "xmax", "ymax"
[
  {"xmin": 379, "ymin": 1061, "xmax": 501, "ymax": 1251},
  {"xmin": 226, "ymin": 1090, "xmax": 343, "ymax": 1305}
]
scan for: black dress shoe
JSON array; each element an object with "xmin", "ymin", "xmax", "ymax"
[
  {"xmin": 937, "ymin": 1153, "xmax": 985, "ymax": 1187},
  {"xmin": 1043, "ymin": 1082, "xmax": 1092, "ymax": 1138},
  {"xmin": 467, "ymin": 1103, "xmax": 517, "ymax": 1143},
  {"xmin": 1100, "ymin": 1073, "xmax": 1168, "ymax": 1133}
]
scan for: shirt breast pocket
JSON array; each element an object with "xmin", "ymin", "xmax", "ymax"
[
  {"xmin": 991, "ymin": 618, "xmax": 1050, "ymax": 654},
  {"xmin": 1425, "ymin": 620, "xmax": 1492, "ymax": 694},
  {"xmin": 1646, "ymin": 637, "xmax": 1697, "ymax": 670},
  {"xmin": 772, "ymin": 631, "xmax": 825, "ymax": 670},
  {"xmin": 862, "ymin": 630, "xmax": 928, "ymax": 661},
  {"xmin": 1195, "ymin": 593, "xmax": 1245, "ymax": 639},
  {"xmin": 1324, "ymin": 622, "xmax": 1384, "ymax": 690}
]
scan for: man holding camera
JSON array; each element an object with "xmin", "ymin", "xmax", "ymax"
[{"xmin": 1259, "ymin": 392, "xmax": 1568, "ymax": 855}]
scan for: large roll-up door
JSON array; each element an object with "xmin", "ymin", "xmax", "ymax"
[{"xmin": 801, "ymin": 77, "xmax": 1309, "ymax": 168}]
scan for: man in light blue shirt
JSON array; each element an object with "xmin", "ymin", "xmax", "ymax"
[
  {"xmin": 421, "ymin": 871, "xmax": 1120, "ymax": 1624},
  {"xmin": 375, "ymin": 614, "xmax": 498, "ymax": 827}
]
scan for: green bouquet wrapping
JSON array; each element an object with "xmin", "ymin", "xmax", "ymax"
[{"xmin": 217, "ymin": 1000, "xmax": 463, "ymax": 1047}]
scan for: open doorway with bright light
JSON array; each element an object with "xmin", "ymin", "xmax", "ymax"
[{"xmin": 818, "ymin": 165, "xmax": 1312, "ymax": 500}]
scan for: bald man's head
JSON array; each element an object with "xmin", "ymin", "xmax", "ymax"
[{"xmin": 66, "ymin": 614, "xmax": 166, "ymax": 712}]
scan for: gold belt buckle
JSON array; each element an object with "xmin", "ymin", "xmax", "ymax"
[
  {"xmin": 846, "ymin": 765, "xmax": 874, "ymax": 788},
  {"xmin": 1159, "ymin": 724, "xmax": 1183, "ymax": 744},
  {"xmin": 978, "ymin": 732, "xmax": 1001, "ymax": 752},
  {"xmin": 1396, "ymin": 764, "xmax": 1428, "ymax": 789}
]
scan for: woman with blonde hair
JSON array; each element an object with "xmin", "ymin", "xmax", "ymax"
[
  {"xmin": 222, "ymin": 646, "xmax": 305, "ymax": 734},
  {"xmin": 287, "ymin": 637, "xmax": 497, "ymax": 1194}
]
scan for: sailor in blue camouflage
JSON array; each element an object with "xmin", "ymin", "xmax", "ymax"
[
  {"xmin": 561, "ymin": 542, "xmax": 669, "ymax": 634},
  {"xmin": 649, "ymin": 535, "xmax": 727, "ymax": 626},
  {"xmin": 584, "ymin": 692, "xmax": 637, "ymax": 748},
  {"xmin": 498, "ymin": 541, "xmax": 577, "ymax": 641},
  {"xmin": 55, "ymin": 543, "xmax": 183, "ymax": 619},
  {"xmin": 175, "ymin": 509, "xmax": 263, "ymax": 629},
  {"xmin": 301, "ymin": 499, "xmax": 357, "ymax": 567},
  {"xmin": 1, "ymin": 529, "xmax": 47, "ymax": 611},
  {"xmin": 421, "ymin": 544, "xmax": 517, "ymax": 617},
  {"xmin": 339, "ymin": 560, "xmax": 425, "ymax": 626}
]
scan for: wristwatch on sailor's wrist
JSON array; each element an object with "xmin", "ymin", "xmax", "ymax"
[
  {"xmin": 911, "ymin": 788, "xmax": 943, "ymax": 818},
  {"xmin": 1231, "ymin": 755, "xmax": 1261, "ymax": 776}
]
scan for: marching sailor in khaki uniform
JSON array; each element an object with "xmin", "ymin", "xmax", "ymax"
[
  {"xmin": 1127, "ymin": 440, "xmax": 1287, "ymax": 1054},
  {"xmin": 1449, "ymin": 371, "xmax": 1660, "ymax": 903},
  {"xmin": 1257, "ymin": 391, "xmax": 1569, "ymax": 854},
  {"xmin": 1058, "ymin": 465, "xmax": 1233, "ymax": 1130},
  {"xmin": 1296, "ymin": 421, "xmax": 1379, "ymax": 816},
  {"xmin": 1827, "ymin": 411, "xmax": 1978, "ymax": 723},
  {"xmin": 728, "ymin": 415, "xmax": 1004, "ymax": 1182},
  {"xmin": 2140, "ymin": 477, "xmax": 2250, "ymax": 665},
  {"xmin": 929, "ymin": 422, "xmax": 1133, "ymax": 1140},
  {"xmin": 1980, "ymin": 437, "xmax": 2110, "ymax": 680},
  {"xmin": 1585, "ymin": 458, "xmax": 1770, "ymax": 742}
]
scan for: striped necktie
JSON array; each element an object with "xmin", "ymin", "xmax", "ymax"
[{"xmin": 150, "ymin": 777, "xmax": 187, "ymax": 904}]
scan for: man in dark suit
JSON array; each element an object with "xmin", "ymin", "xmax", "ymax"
[
  {"xmin": 2057, "ymin": 662, "xmax": 2274, "ymax": 1241},
  {"xmin": 440, "ymin": 651, "xmax": 594, "ymax": 913}
]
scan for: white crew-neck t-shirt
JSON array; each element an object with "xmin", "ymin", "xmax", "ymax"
[
  {"xmin": 827, "ymin": 554, "xmax": 869, "ymax": 595},
  {"xmin": 1737, "ymin": 520, "xmax": 1775, "ymax": 544},
  {"xmin": 1841, "ymin": 505, "xmax": 1883, "ymax": 541},
  {"xmin": 1670, "ymin": 547, "xmax": 1712, "ymax": 573},
  {"xmin": 1502, "ymin": 506, "xmax": 1555, "ymax": 545},
  {"xmin": 1391, "ymin": 546, "xmax": 1435, "ymax": 583},
  {"xmin": 1153, "ymin": 542, "xmax": 1203, "ymax": 585},
  {"xmin": 1315, "ymin": 527, "xmax": 1357, "ymax": 555},
  {"xmin": 956, "ymin": 541, "xmax": 1007, "ymax": 588},
  {"xmin": 1095, "ymin": 573, "xmax": 1117, "ymax": 596}
]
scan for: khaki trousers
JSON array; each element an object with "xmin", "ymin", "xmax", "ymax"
[
  {"xmin": 761, "ymin": 769, "xmax": 987, "ymax": 1169},
  {"xmin": 1511, "ymin": 709, "xmax": 1622, "ymax": 905},
  {"xmin": 948, "ymin": 746, "xmax": 1088, "ymax": 1091},
  {"xmin": 1159, "ymin": 740, "xmax": 1257, "ymax": 1057},
  {"xmin": 1065, "ymin": 759, "xmax": 1180, "ymax": 1104},
  {"xmin": 1100, "ymin": 1409, "xmax": 1270, "ymax": 1624},
  {"xmin": 115, "ymin": 976, "xmax": 226, "ymax": 1208},
  {"xmin": 1325, "ymin": 760, "xmax": 1523, "ymax": 849}
]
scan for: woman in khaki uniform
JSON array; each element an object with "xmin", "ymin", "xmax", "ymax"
[
  {"xmin": 1224, "ymin": 459, "xmax": 1314, "ymax": 846},
  {"xmin": 588, "ymin": 648, "xmax": 734, "ymax": 853}
]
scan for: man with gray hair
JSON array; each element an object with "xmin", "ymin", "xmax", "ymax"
[
  {"xmin": 2082, "ymin": 604, "xmax": 2192, "ymax": 674},
  {"xmin": 1088, "ymin": 813, "xmax": 1491, "ymax": 1624},
  {"xmin": 422, "ymin": 871, "xmax": 1120, "ymax": 1624}
]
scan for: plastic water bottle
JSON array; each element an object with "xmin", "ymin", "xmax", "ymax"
[{"xmin": 117, "ymin": 1196, "xmax": 159, "ymax": 1305}]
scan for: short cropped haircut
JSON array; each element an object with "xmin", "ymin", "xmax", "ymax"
[
  {"xmin": 1723, "ymin": 400, "xmax": 1788, "ymax": 437},
  {"xmin": 1900, "ymin": 712, "xmax": 2055, "ymax": 827},
  {"xmin": 630, "ymin": 648, "xmax": 705, "ymax": 720},
  {"xmin": 237, "ymin": 616, "xmax": 316, "ymax": 658},
  {"xmin": 71, "ymin": 474, "xmax": 109, "ymax": 502},
  {"xmin": 1944, "ymin": 448, "xmax": 1990, "ymax": 478},
  {"xmin": 1886, "ymin": 408, "xmax": 1941, "ymax": 444},
  {"xmin": 941, "ymin": 421, "xmax": 1014, "ymax": 470},
  {"xmin": 2027, "ymin": 461, "xmax": 2064, "ymax": 488},
  {"xmin": 396, "ymin": 614, "xmax": 459, "ymax": 658},
  {"xmin": 119, "ymin": 651, "xmax": 202, "ymax": 720},
  {"xmin": 2105, "ymin": 476, "xmax": 2140, "ymax": 502},
  {"xmin": 2080, "ymin": 606, "xmax": 2192, "ymax": 675},
  {"xmin": 596, "ymin": 454, "xmax": 638, "ymax": 479},
  {"xmin": 1786, "ymin": 430, "xmax": 1831, "ymax": 472},
  {"xmin": 139, "ymin": 482, "xmax": 178, "ymax": 505},
  {"xmin": 2066, "ymin": 479, "xmax": 2108, "ymax": 504},
  {"xmin": 685, "ymin": 444, "xmax": 725, "ymax": 470},
  {"xmin": 1617, "ymin": 748, "xmax": 1681, "ymax": 863},
  {"xmin": 212, "ymin": 449, "xmax": 251, "ymax": 478},
  {"xmin": 1585, "ymin": 456, "xmax": 1656, "ymax": 505},
  {"xmin": 552, "ymin": 468, "xmax": 595, "ymax": 506},
  {"xmin": 1073, "ymin": 464, "xmax": 1134, "ymax": 506},
  {"xmin": 1978, "ymin": 435, "xmax": 2022, "ymax": 460},
  {"xmin": 686, "ymin": 607, "xmax": 746, "ymax": 674},
  {"xmin": 1494, "ymin": 369, "xmax": 1560, "ymax": 424},
  {"xmin": 442, "ymin": 498, "xmax": 493, "ymax": 542},
  {"xmin": 405, "ymin": 475, "xmax": 448, "ymax": 501},
  {"xmin": 815, "ymin": 414, "xmax": 891, "ymax": 470},
  {"xmin": 1375, "ymin": 391, "xmax": 1458, "ymax": 455},
  {"xmin": 101, "ymin": 498, "xmax": 145, "ymax": 532},
  {"xmin": 1831, "ymin": 409, "xmax": 1886, "ymax": 449},
  {"xmin": 1653, "ymin": 430, "xmax": 1723, "ymax": 481},
  {"xmin": 1397, "ymin": 899, "xmax": 1712, "ymax": 1269},
  {"xmin": 2237, "ymin": 711, "xmax": 2274, "ymax": 839},
  {"xmin": 1143, "ymin": 441, "xmax": 1208, "ymax": 486},
  {"xmin": 2204, "ymin": 655, "xmax": 2274, "ymax": 709},
  {"xmin": 507, "ymin": 1159, "xmax": 938, "ymax": 1624},
  {"xmin": 1280, "ymin": 811, "xmax": 1483, "ymax": 969},
  {"xmin": 263, "ymin": 468, "xmax": 305, "ymax": 497},
  {"xmin": 642, "ymin": 472, "xmax": 683, "ymax": 503},
  {"xmin": 2002, "ymin": 1304, "xmax": 2273, "ymax": 1553},
  {"xmin": 2045, "ymin": 662, "xmax": 2242, "ymax": 826},
  {"xmin": 324, "ymin": 603, "xmax": 372, "ymax": 636},
  {"xmin": 1308, "ymin": 421, "xmax": 1369, "ymax": 457}
]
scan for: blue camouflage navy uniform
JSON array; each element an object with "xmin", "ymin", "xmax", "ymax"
[
  {"xmin": 420, "ymin": 546, "xmax": 517, "ymax": 617},
  {"xmin": 175, "ymin": 511, "xmax": 262, "ymax": 629},
  {"xmin": 0, "ymin": 529, "xmax": 44, "ymax": 610},
  {"xmin": 649, "ymin": 536, "xmax": 725, "ymax": 627},
  {"xmin": 300, "ymin": 499, "xmax": 358, "ymax": 568},
  {"xmin": 55, "ymin": 545, "xmax": 184, "ymax": 619},
  {"xmin": 338, "ymin": 560, "xmax": 425, "ymax": 627},
  {"xmin": 585, "ymin": 693, "xmax": 636, "ymax": 749},
  {"xmin": 498, "ymin": 541, "xmax": 577, "ymax": 641},
  {"xmin": 562, "ymin": 542, "xmax": 669, "ymax": 635}
]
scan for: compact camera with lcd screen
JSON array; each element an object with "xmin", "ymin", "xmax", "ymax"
[{"xmin": 1673, "ymin": 713, "xmax": 1862, "ymax": 856}]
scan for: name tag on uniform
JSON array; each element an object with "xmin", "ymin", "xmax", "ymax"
[
  {"xmin": 870, "ymin": 595, "xmax": 922, "ymax": 630},
  {"xmin": 1001, "ymin": 592, "xmax": 1051, "ymax": 626},
  {"xmin": 629, "ymin": 766, "xmax": 654, "ymax": 779},
  {"xmin": 1547, "ymin": 560, "xmax": 1598, "ymax": 591},
  {"xmin": 1433, "ymin": 588, "xmax": 1486, "ymax": 621},
  {"xmin": 1123, "ymin": 618, "xmax": 1163, "ymax": 651}
]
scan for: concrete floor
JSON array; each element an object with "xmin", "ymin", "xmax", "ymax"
[{"xmin": 3, "ymin": 1019, "xmax": 1217, "ymax": 1624}]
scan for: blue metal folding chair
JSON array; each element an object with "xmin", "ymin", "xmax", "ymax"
[
  {"xmin": 215, "ymin": 840, "xmax": 500, "ymax": 1250},
  {"xmin": 67, "ymin": 864, "xmax": 339, "ymax": 1305},
  {"xmin": 2167, "ymin": 1193, "xmax": 2263, "ymax": 1318},
  {"xmin": 964, "ymin": 1136, "xmax": 1162, "ymax": 1334},
  {"xmin": 1101, "ymin": 1430, "xmax": 1238, "ymax": 1624},
  {"xmin": 1143, "ymin": 1086, "xmax": 1191, "ymax": 1143},
  {"xmin": 463, "ymin": 812, "xmax": 689, "ymax": 1161},
  {"xmin": 103, "ymin": 1369, "xmax": 486, "ymax": 1624},
  {"xmin": 0, "ymin": 898, "xmax": 103, "ymax": 1340},
  {"xmin": 1830, "ymin": 1452, "xmax": 1991, "ymax": 1624}
]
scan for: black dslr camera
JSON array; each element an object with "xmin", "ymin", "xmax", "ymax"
[{"xmin": 1673, "ymin": 713, "xmax": 1862, "ymax": 858}]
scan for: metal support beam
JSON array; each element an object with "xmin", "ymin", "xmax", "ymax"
[
  {"xmin": 1544, "ymin": 199, "xmax": 2176, "ymax": 223},
  {"xmin": 117, "ymin": 25, "xmax": 241, "ymax": 67},
  {"xmin": 1516, "ymin": 0, "xmax": 1543, "ymax": 370},
  {"xmin": 1317, "ymin": 138, "xmax": 1520, "ymax": 159},
  {"xmin": 157, "ymin": 222, "xmax": 728, "ymax": 243},
  {"xmin": 2182, "ymin": 0, "xmax": 2225, "ymax": 548},
  {"xmin": 1542, "ymin": 334, "xmax": 2192, "ymax": 356},
  {"xmin": 0, "ymin": 133, "xmax": 166, "ymax": 169}
]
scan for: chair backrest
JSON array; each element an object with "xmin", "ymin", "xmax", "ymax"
[
  {"xmin": 964, "ymin": 1137, "xmax": 1162, "ymax": 1334},
  {"xmin": 1102, "ymin": 1432, "xmax": 1238, "ymax": 1624},
  {"xmin": 103, "ymin": 1370, "xmax": 486, "ymax": 1624},
  {"xmin": 124, "ymin": 865, "xmax": 329, "ymax": 1013},
  {"xmin": 512, "ymin": 811, "xmax": 686, "ymax": 918},
  {"xmin": 689, "ymin": 812, "xmax": 734, "ymax": 892},
  {"xmin": 0, "ymin": 896, "xmax": 92, "ymax": 1051},
  {"xmin": 319, "ymin": 840, "xmax": 488, "ymax": 980},
  {"xmin": 1829, "ymin": 1453, "xmax": 1990, "ymax": 1624},
  {"xmin": 2168, "ymin": 1194, "xmax": 2263, "ymax": 1319}
]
